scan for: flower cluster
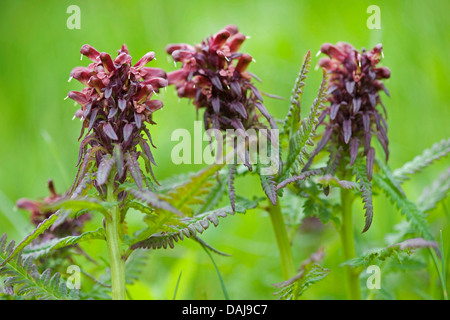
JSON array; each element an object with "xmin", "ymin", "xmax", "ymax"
[
  {"xmin": 166, "ymin": 25, "xmax": 275, "ymax": 133},
  {"xmin": 67, "ymin": 45, "xmax": 168, "ymax": 188},
  {"xmin": 315, "ymin": 42, "xmax": 390, "ymax": 179}
]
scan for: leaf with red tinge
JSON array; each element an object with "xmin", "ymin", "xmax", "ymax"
[
  {"xmin": 140, "ymin": 139, "xmax": 157, "ymax": 166},
  {"xmin": 87, "ymin": 108, "xmax": 99, "ymax": 133},
  {"xmin": 330, "ymin": 104, "xmax": 340, "ymax": 120},
  {"xmin": 349, "ymin": 138, "xmax": 360, "ymax": 166},
  {"xmin": 210, "ymin": 75, "xmax": 223, "ymax": 90},
  {"xmin": 366, "ymin": 147, "xmax": 375, "ymax": 181},
  {"xmin": 125, "ymin": 152, "xmax": 143, "ymax": 189},
  {"xmin": 113, "ymin": 144, "xmax": 124, "ymax": 178},
  {"xmin": 352, "ymin": 98, "xmax": 361, "ymax": 113},
  {"xmin": 97, "ymin": 154, "xmax": 115, "ymax": 185},
  {"xmin": 362, "ymin": 113, "xmax": 370, "ymax": 132},
  {"xmin": 134, "ymin": 112, "xmax": 142, "ymax": 129},
  {"xmin": 230, "ymin": 101, "xmax": 247, "ymax": 119},
  {"xmin": 343, "ymin": 119, "xmax": 352, "ymax": 144},
  {"xmin": 211, "ymin": 97, "xmax": 220, "ymax": 113},
  {"xmin": 345, "ymin": 81, "xmax": 355, "ymax": 94},
  {"xmin": 230, "ymin": 81, "xmax": 241, "ymax": 98},
  {"xmin": 123, "ymin": 123, "xmax": 134, "ymax": 142},
  {"xmin": 118, "ymin": 98, "xmax": 127, "ymax": 111},
  {"xmin": 103, "ymin": 123, "xmax": 118, "ymax": 140}
]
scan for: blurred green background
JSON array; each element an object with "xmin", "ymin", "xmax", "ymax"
[{"xmin": 0, "ymin": 0, "xmax": 449, "ymax": 299}]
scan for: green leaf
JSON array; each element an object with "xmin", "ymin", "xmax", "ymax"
[
  {"xmin": 283, "ymin": 68, "xmax": 328, "ymax": 178},
  {"xmin": 282, "ymin": 50, "xmax": 311, "ymax": 137},
  {"xmin": 21, "ymin": 228, "xmax": 106, "ymax": 260},
  {"xmin": 128, "ymin": 196, "xmax": 261, "ymax": 252},
  {"xmin": 163, "ymin": 164, "xmax": 224, "ymax": 216},
  {"xmin": 273, "ymin": 247, "xmax": 329, "ymax": 300},
  {"xmin": 418, "ymin": 168, "xmax": 450, "ymax": 212},
  {"xmin": 0, "ymin": 214, "xmax": 58, "ymax": 267},
  {"xmin": 373, "ymin": 173, "xmax": 433, "ymax": 240},
  {"xmin": 0, "ymin": 234, "xmax": 76, "ymax": 300},
  {"xmin": 195, "ymin": 174, "xmax": 228, "ymax": 214},
  {"xmin": 393, "ymin": 137, "xmax": 450, "ymax": 183},
  {"xmin": 43, "ymin": 198, "xmax": 109, "ymax": 216},
  {"xmin": 127, "ymin": 188, "xmax": 183, "ymax": 216},
  {"xmin": 341, "ymin": 237, "xmax": 438, "ymax": 268},
  {"xmin": 201, "ymin": 242, "xmax": 230, "ymax": 300}
]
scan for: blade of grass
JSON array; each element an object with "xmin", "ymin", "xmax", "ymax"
[
  {"xmin": 201, "ymin": 243, "xmax": 230, "ymax": 300},
  {"xmin": 172, "ymin": 270, "xmax": 183, "ymax": 300}
]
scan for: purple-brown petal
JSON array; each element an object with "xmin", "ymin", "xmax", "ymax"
[
  {"xmin": 80, "ymin": 44, "xmax": 100, "ymax": 62},
  {"xmin": 134, "ymin": 51, "xmax": 155, "ymax": 70}
]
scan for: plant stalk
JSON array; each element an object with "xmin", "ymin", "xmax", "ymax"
[
  {"xmin": 268, "ymin": 201, "xmax": 296, "ymax": 280},
  {"xmin": 105, "ymin": 180, "xmax": 126, "ymax": 300},
  {"xmin": 339, "ymin": 185, "xmax": 361, "ymax": 300}
]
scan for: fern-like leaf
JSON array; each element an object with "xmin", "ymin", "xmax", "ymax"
[
  {"xmin": 277, "ymin": 168, "xmax": 325, "ymax": 190},
  {"xmin": 373, "ymin": 173, "xmax": 433, "ymax": 240},
  {"xmin": 353, "ymin": 157, "xmax": 374, "ymax": 233},
  {"xmin": 163, "ymin": 164, "xmax": 224, "ymax": 216},
  {"xmin": 283, "ymin": 68, "xmax": 328, "ymax": 178},
  {"xmin": 0, "ymin": 234, "xmax": 76, "ymax": 300},
  {"xmin": 341, "ymin": 237, "xmax": 438, "ymax": 269},
  {"xmin": 21, "ymin": 228, "xmax": 106, "ymax": 260},
  {"xmin": 418, "ymin": 168, "xmax": 450, "ymax": 212},
  {"xmin": 393, "ymin": 137, "xmax": 450, "ymax": 183},
  {"xmin": 273, "ymin": 247, "xmax": 329, "ymax": 300},
  {"xmin": 282, "ymin": 50, "xmax": 311, "ymax": 136},
  {"xmin": 0, "ymin": 214, "xmax": 58, "ymax": 267},
  {"xmin": 127, "ymin": 188, "xmax": 183, "ymax": 216},
  {"xmin": 128, "ymin": 197, "xmax": 261, "ymax": 252}
]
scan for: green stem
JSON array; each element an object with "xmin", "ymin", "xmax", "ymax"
[
  {"xmin": 340, "ymin": 185, "xmax": 361, "ymax": 300},
  {"xmin": 268, "ymin": 201, "xmax": 296, "ymax": 280},
  {"xmin": 105, "ymin": 181, "xmax": 126, "ymax": 300}
]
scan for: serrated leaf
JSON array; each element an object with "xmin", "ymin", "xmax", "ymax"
[
  {"xmin": 393, "ymin": 137, "xmax": 450, "ymax": 183},
  {"xmin": 283, "ymin": 50, "xmax": 311, "ymax": 136},
  {"xmin": 0, "ymin": 234, "xmax": 75, "ymax": 300},
  {"xmin": 125, "ymin": 152, "xmax": 143, "ymax": 189},
  {"xmin": 0, "ymin": 214, "xmax": 58, "ymax": 267},
  {"xmin": 353, "ymin": 157, "xmax": 374, "ymax": 233},
  {"xmin": 418, "ymin": 167, "xmax": 450, "ymax": 212},
  {"xmin": 22, "ymin": 228, "xmax": 106, "ymax": 260},
  {"xmin": 341, "ymin": 237, "xmax": 438, "ymax": 268},
  {"xmin": 283, "ymin": 68, "xmax": 328, "ymax": 178},
  {"xmin": 373, "ymin": 173, "xmax": 433, "ymax": 240},
  {"xmin": 273, "ymin": 247, "xmax": 329, "ymax": 300},
  {"xmin": 128, "ymin": 197, "xmax": 261, "ymax": 252}
]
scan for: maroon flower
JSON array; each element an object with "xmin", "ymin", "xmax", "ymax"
[
  {"xmin": 166, "ymin": 25, "xmax": 276, "ymax": 133},
  {"xmin": 16, "ymin": 180, "xmax": 91, "ymax": 242},
  {"xmin": 67, "ymin": 45, "xmax": 168, "ymax": 191},
  {"xmin": 313, "ymin": 42, "xmax": 390, "ymax": 179}
]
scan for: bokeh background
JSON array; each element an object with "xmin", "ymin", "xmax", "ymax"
[{"xmin": 0, "ymin": 0, "xmax": 449, "ymax": 299}]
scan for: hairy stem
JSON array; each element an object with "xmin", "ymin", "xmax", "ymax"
[
  {"xmin": 268, "ymin": 201, "xmax": 296, "ymax": 280},
  {"xmin": 339, "ymin": 179, "xmax": 361, "ymax": 300},
  {"xmin": 105, "ymin": 180, "xmax": 126, "ymax": 300}
]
